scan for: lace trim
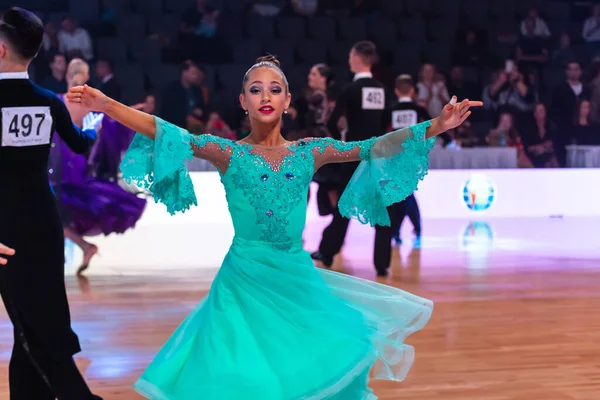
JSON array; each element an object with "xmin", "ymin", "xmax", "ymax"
[{"xmin": 338, "ymin": 122, "xmax": 435, "ymax": 227}]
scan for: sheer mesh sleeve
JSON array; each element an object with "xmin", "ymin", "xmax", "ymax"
[
  {"xmin": 120, "ymin": 116, "xmax": 233, "ymax": 215},
  {"xmin": 303, "ymin": 137, "xmax": 377, "ymax": 170},
  {"xmin": 337, "ymin": 121, "xmax": 435, "ymax": 227}
]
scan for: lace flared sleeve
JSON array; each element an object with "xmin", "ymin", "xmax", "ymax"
[
  {"xmin": 120, "ymin": 116, "xmax": 232, "ymax": 215},
  {"xmin": 333, "ymin": 120, "xmax": 435, "ymax": 227}
]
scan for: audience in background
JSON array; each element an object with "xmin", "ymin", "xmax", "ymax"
[
  {"xmin": 291, "ymin": 0, "xmax": 319, "ymax": 16},
  {"xmin": 132, "ymin": 94, "xmax": 157, "ymax": 115},
  {"xmin": 57, "ymin": 16, "xmax": 94, "ymax": 61},
  {"xmin": 552, "ymin": 33, "xmax": 576, "ymax": 68},
  {"xmin": 251, "ymin": 0, "xmax": 286, "ymax": 16},
  {"xmin": 161, "ymin": 60, "xmax": 206, "ymax": 131},
  {"xmin": 42, "ymin": 21, "xmax": 60, "ymax": 54},
  {"xmin": 205, "ymin": 112, "xmax": 236, "ymax": 140},
  {"xmin": 453, "ymin": 29, "xmax": 487, "ymax": 67},
  {"xmin": 574, "ymin": 99, "xmax": 600, "ymax": 145},
  {"xmin": 95, "ymin": 58, "xmax": 121, "ymax": 101},
  {"xmin": 515, "ymin": 18, "xmax": 549, "ymax": 75},
  {"xmin": 39, "ymin": 52, "xmax": 67, "ymax": 94},
  {"xmin": 519, "ymin": 7, "xmax": 551, "ymax": 38},
  {"xmin": 25, "ymin": 1, "xmax": 600, "ymax": 169},
  {"xmin": 549, "ymin": 62, "xmax": 584, "ymax": 165},
  {"xmin": 525, "ymin": 103, "xmax": 559, "ymax": 168},
  {"xmin": 583, "ymin": 5, "xmax": 600, "ymax": 43},
  {"xmin": 487, "ymin": 112, "xmax": 533, "ymax": 167},
  {"xmin": 417, "ymin": 63, "xmax": 450, "ymax": 118}
]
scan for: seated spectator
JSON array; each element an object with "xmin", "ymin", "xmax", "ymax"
[
  {"xmin": 453, "ymin": 121, "xmax": 477, "ymax": 148},
  {"xmin": 39, "ymin": 52, "xmax": 67, "ymax": 94},
  {"xmin": 181, "ymin": 0, "xmax": 217, "ymax": 36},
  {"xmin": 251, "ymin": 0, "xmax": 286, "ymax": 16},
  {"xmin": 132, "ymin": 94, "xmax": 157, "ymax": 115},
  {"xmin": 42, "ymin": 21, "xmax": 59, "ymax": 54},
  {"xmin": 448, "ymin": 66, "xmax": 480, "ymax": 103},
  {"xmin": 523, "ymin": 104, "xmax": 559, "ymax": 168},
  {"xmin": 583, "ymin": 4, "xmax": 600, "ymax": 43},
  {"xmin": 205, "ymin": 112, "xmax": 236, "ymax": 140},
  {"xmin": 453, "ymin": 29, "xmax": 487, "ymax": 67},
  {"xmin": 486, "ymin": 112, "xmax": 533, "ymax": 167},
  {"xmin": 57, "ymin": 16, "xmax": 93, "ymax": 61},
  {"xmin": 515, "ymin": 18, "xmax": 549, "ymax": 74},
  {"xmin": 519, "ymin": 7, "xmax": 551, "ymax": 38},
  {"xmin": 95, "ymin": 58, "xmax": 121, "ymax": 101},
  {"xmin": 180, "ymin": 1, "xmax": 228, "ymax": 63},
  {"xmin": 291, "ymin": 0, "xmax": 318, "ymax": 17},
  {"xmin": 483, "ymin": 67, "xmax": 536, "ymax": 118},
  {"xmin": 160, "ymin": 60, "xmax": 206, "ymax": 130},
  {"xmin": 574, "ymin": 99, "xmax": 600, "ymax": 145},
  {"xmin": 552, "ymin": 33, "xmax": 576, "ymax": 67},
  {"xmin": 416, "ymin": 63, "xmax": 450, "ymax": 118}
]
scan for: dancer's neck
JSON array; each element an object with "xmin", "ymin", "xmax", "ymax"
[
  {"xmin": 0, "ymin": 59, "xmax": 29, "ymax": 74},
  {"xmin": 243, "ymin": 121, "xmax": 287, "ymax": 147}
]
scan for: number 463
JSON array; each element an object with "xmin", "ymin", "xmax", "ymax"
[{"xmin": 9, "ymin": 113, "xmax": 46, "ymax": 137}]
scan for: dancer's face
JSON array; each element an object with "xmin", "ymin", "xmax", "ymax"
[{"xmin": 240, "ymin": 67, "xmax": 291, "ymax": 125}]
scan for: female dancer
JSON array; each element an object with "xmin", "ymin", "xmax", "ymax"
[
  {"xmin": 50, "ymin": 58, "xmax": 147, "ymax": 275},
  {"xmin": 67, "ymin": 55, "xmax": 481, "ymax": 399}
]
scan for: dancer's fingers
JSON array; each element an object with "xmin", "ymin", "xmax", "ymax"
[
  {"xmin": 459, "ymin": 111, "xmax": 472, "ymax": 124},
  {"xmin": 69, "ymin": 85, "xmax": 84, "ymax": 94},
  {"xmin": 67, "ymin": 96, "xmax": 83, "ymax": 103}
]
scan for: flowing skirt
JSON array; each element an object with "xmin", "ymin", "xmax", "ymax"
[
  {"xmin": 134, "ymin": 237, "xmax": 433, "ymax": 399},
  {"xmin": 55, "ymin": 178, "xmax": 147, "ymax": 236}
]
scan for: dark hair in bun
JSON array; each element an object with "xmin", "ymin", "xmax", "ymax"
[
  {"xmin": 0, "ymin": 7, "xmax": 43, "ymax": 61},
  {"xmin": 255, "ymin": 55, "xmax": 281, "ymax": 68},
  {"xmin": 241, "ymin": 54, "xmax": 289, "ymax": 94}
]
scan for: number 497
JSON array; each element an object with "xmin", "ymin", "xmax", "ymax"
[{"xmin": 9, "ymin": 113, "xmax": 46, "ymax": 137}]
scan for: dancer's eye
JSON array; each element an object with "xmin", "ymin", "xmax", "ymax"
[
  {"xmin": 271, "ymin": 87, "xmax": 282, "ymax": 94},
  {"xmin": 249, "ymin": 87, "xmax": 260, "ymax": 94}
]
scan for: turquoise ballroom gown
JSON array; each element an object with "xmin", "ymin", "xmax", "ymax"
[{"xmin": 120, "ymin": 116, "xmax": 435, "ymax": 399}]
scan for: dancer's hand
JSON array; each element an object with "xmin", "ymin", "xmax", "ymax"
[
  {"xmin": 0, "ymin": 243, "xmax": 15, "ymax": 265},
  {"xmin": 67, "ymin": 85, "xmax": 110, "ymax": 113},
  {"xmin": 438, "ymin": 96, "xmax": 483, "ymax": 131}
]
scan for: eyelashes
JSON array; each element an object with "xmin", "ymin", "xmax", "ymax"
[{"xmin": 249, "ymin": 87, "xmax": 282, "ymax": 94}]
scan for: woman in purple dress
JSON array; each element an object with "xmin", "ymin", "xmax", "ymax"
[{"xmin": 49, "ymin": 58, "xmax": 147, "ymax": 275}]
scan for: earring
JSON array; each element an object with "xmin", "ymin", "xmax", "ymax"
[
  {"xmin": 284, "ymin": 110, "xmax": 288, "ymax": 114},
  {"xmin": 244, "ymin": 110, "xmax": 248, "ymax": 115}
]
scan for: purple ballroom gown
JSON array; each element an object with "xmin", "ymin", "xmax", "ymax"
[{"xmin": 49, "ymin": 97, "xmax": 147, "ymax": 237}]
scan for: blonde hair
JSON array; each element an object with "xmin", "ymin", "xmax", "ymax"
[{"xmin": 66, "ymin": 58, "xmax": 89, "ymax": 88}]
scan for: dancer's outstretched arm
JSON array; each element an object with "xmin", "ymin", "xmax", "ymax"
[
  {"xmin": 67, "ymin": 85, "xmax": 232, "ymax": 172},
  {"xmin": 67, "ymin": 85, "xmax": 157, "ymax": 140},
  {"xmin": 310, "ymin": 96, "xmax": 482, "ymax": 168},
  {"xmin": 308, "ymin": 97, "xmax": 482, "ymax": 227},
  {"xmin": 0, "ymin": 243, "xmax": 15, "ymax": 265}
]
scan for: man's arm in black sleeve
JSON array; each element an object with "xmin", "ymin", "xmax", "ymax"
[{"xmin": 51, "ymin": 96, "xmax": 96, "ymax": 154}]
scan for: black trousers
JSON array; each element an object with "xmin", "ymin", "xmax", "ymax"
[
  {"xmin": 9, "ymin": 328, "xmax": 97, "ymax": 400},
  {"xmin": 392, "ymin": 194, "xmax": 422, "ymax": 238},
  {"xmin": 318, "ymin": 203, "xmax": 397, "ymax": 273}
]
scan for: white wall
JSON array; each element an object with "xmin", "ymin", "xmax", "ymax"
[{"xmin": 65, "ymin": 169, "xmax": 600, "ymax": 275}]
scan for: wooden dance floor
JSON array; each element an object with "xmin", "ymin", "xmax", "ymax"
[{"xmin": 1, "ymin": 217, "xmax": 600, "ymax": 399}]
